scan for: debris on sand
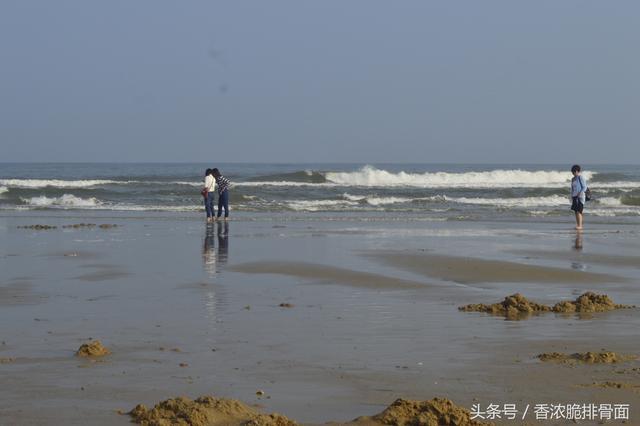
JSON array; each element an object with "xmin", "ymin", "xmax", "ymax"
[
  {"xmin": 128, "ymin": 395, "xmax": 297, "ymax": 426},
  {"xmin": 279, "ymin": 303, "xmax": 294, "ymax": 308},
  {"xmin": 62, "ymin": 223, "xmax": 96, "ymax": 229},
  {"xmin": 458, "ymin": 293, "xmax": 550, "ymax": 318},
  {"xmin": 76, "ymin": 340, "xmax": 110, "ymax": 357},
  {"xmin": 17, "ymin": 224, "xmax": 57, "ymax": 230},
  {"xmin": 356, "ymin": 397, "xmax": 493, "ymax": 426},
  {"xmin": 98, "ymin": 224, "xmax": 118, "ymax": 229},
  {"xmin": 552, "ymin": 292, "xmax": 634, "ymax": 313},
  {"xmin": 537, "ymin": 351, "xmax": 634, "ymax": 364},
  {"xmin": 579, "ymin": 381, "xmax": 640, "ymax": 390},
  {"xmin": 0, "ymin": 357, "xmax": 16, "ymax": 364}
]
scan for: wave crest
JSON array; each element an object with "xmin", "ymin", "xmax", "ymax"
[
  {"xmin": 1, "ymin": 179, "xmax": 123, "ymax": 189},
  {"xmin": 325, "ymin": 166, "xmax": 595, "ymax": 188},
  {"xmin": 21, "ymin": 194, "xmax": 101, "ymax": 208}
]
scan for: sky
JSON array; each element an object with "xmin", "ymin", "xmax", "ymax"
[{"xmin": 1, "ymin": 1, "xmax": 639, "ymax": 163}]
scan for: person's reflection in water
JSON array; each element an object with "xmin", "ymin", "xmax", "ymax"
[
  {"xmin": 574, "ymin": 232, "xmax": 583, "ymax": 251},
  {"xmin": 200, "ymin": 223, "xmax": 230, "ymax": 327},
  {"xmin": 571, "ymin": 231, "xmax": 586, "ymax": 270},
  {"xmin": 203, "ymin": 223, "xmax": 217, "ymax": 277},
  {"xmin": 217, "ymin": 221, "xmax": 229, "ymax": 264}
]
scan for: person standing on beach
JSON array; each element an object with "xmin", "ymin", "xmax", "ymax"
[
  {"xmin": 212, "ymin": 168, "xmax": 231, "ymax": 220},
  {"xmin": 570, "ymin": 164, "xmax": 588, "ymax": 230},
  {"xmin": 203, "ymin": 168, "xmax": 216, "ymax": 223}
]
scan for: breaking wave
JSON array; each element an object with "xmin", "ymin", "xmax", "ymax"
[
  {"xmin": 21, "ymin": 194, "xmax": 102, "ymax": 208},
  {"xmin": 1, "ymin": 179, "xmax": 126, "ymax": 189},
  {"xmin": 324, "ymin": 166, "xmax": 596, "ymax": 188}
]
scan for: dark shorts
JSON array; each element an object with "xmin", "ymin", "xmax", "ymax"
[{"xmin": 571, "ymin": 196, "xmax": 584, "ymax": 214}]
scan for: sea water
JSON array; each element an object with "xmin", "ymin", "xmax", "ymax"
[{"xmin": 0, "ymin": 163, "xmax": 638, "ymax": 224}]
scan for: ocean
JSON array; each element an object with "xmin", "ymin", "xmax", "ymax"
[{"xmin": 1, "ymin": 163, "xmax": 639, "ymax": 223}]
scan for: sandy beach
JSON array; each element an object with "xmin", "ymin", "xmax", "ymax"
[{"xmin": 1, "ymin": 212, "xmax": 640, "ymax": 425}]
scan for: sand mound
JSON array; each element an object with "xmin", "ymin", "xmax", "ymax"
[
  {"xmin": 460, "ymin": 292, "xmax": 632, "ymax": 319},
  {"xmin": 354, "ymin": 397, "xmax": 492, "ymax": 426},
  {"xmin": 459, "ymin": 293, "xmax": 550, "ymax": 318},
  {"xmin": 537, "ymin": 351, "xmax": 633, "ymax": 364},
  {"xmin": 76, "ymin": 340, "xmax": 110, "ymax": 357},
  {"xmin": 128, "ymin": 396, "xmax": 492, "ymax": 426},
  {"xmin": 129, "ymin": 396, "xmax": 296, "ymax": 426},
  {"xmin": 552, "ymin": 292, "xmax": 633, "ymax": 313}
]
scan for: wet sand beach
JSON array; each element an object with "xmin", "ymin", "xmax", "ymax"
[
  {"xmin": 365, "ymin": 252, "xmax": 625, "ymax": 285},
  {"xmin": 1, "ymin": 212, "xmax": 640, "ymax": 425}
]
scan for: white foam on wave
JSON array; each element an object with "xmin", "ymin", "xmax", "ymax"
[
  {"xmin": 103, "ymin": 205, "xmax": 202, "ymax": 212},
  {"xmin": 169, "ymin": 181, "xmax": 202, "ymax": 187},
  {"xmin": 284, "ymin": 199, "xmax": 360, "ymax": 211},
  {"xmin": 325, "ymin": 166, "xmax": 598, "ymax": 188},
  {"xmin": 1, "ymin": 179, "xmax": 126, "ymax": 188},
  {"xmin": 0, "ymin": 186, "xmax": 8, "ymax": 195},
  {"xmin": 589, "ymin": 208, "xmax": 640, "ymax": 217},
  {"xmin": 596, "ymin": 197, "xmax": 624, "ymax": 207},
  {"xmin": 16, "ymin": 196, "xmax": 205, "ymax": 212},
  {"xmin": 444, "ymin": 195, "xmax": 570, "ymax": 208},
  {"xmin": 21, "ymin": 194, "xmax": 102, "ymax": 208},
  {"xmin": 342, "ymin": 193, "xmax": 415, "ymax": 205},
  {"xmin": 594, "ymin": 188, "xmax": 634, "ymax": 194},
  {"xmin": 590, "ymin": 181, "xmax": 640, "ymax": 189},
  {"xmin": 235, "ymin": 181, "xmax": 341, "ymax": 188}
]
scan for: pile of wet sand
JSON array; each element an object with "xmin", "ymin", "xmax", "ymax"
[
  {"xmin": 460, "ymin": 292, "xmax": 633, "ymax": 319},
  {"xmin": 537, "ymin": 351, "xmax": 634, "ymax": 364},
  {"xmin": 128, "ymin": 395, "xmax": 296, "ymax": 426},
  {"xmin": 352, "ymin": 397, "xmax": 492, "ymax": 426},
  {"xmin": 458, "ymin": 293, "xmax": 550, "ymax": 318},
  {"xmin": 76, "ymin": 340, "xmax": 110, "ymax": 357},
  {"xmin": 128, "ymin": 396, "xmax": 492, "ymax": 426},
  {"xmin": 551, "ymin": 292, "xmax": 632, "ymax": 313}
]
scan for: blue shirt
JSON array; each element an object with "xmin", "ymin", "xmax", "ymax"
[{"xmin": 571, "ymin": 175, "xmax": 587, "ymax": 203}]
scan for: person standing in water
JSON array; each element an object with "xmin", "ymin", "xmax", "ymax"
[
  {"xmin": 570, "ymin": 164, "xmax": 588, "ymax": 230},
  {"xmin": 203, "ymin": 168, "xmax": 216, "ymax": 223},
  {"xmin": 212, "ymin": 168, "xmax": 231, "ymax": 220}
]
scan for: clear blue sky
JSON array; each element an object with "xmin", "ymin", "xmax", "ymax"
[{"xmin": 1, "ymin": 1, "xmax": 638, "ymax": 163}]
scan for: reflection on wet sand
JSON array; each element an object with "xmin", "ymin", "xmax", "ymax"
[
  {"xmin": 217, "ymin": 221, "xmax": 229, "ymax": 265},
  {"xmin": 574, "ymin": 232, "xmax": 583, "ymax": 251},
  {"xmin": 201, "ymin": 222, "xmax": 230, "ymax": 325},
  {"xmin": 203, "ymin": 224, "xmax": 216, "ymax": 277},
  {"xmin": 202, "ymin": 222, "xmax": 230, "ymax": 277},
  {"xmin": 571, "ymin": 232, "xmax": 586, "ymax": 270}
]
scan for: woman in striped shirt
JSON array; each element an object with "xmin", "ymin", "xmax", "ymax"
[{"xmin": 212, "ymin": 168, "xmax": 231, "ymax": 220}]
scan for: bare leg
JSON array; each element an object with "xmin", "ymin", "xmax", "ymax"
[{"xmin": 575, "ymin": 212, "xmax": 583, "ymax": 230}]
